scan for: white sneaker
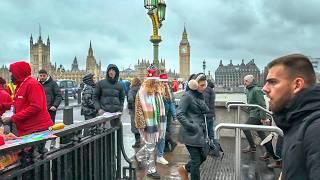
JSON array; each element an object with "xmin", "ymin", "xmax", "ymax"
[{"xmin": 156, "ymin": 157, "xmax": 169, "ymax": 165}]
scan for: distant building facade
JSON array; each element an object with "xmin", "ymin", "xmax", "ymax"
[
  {"xmin": 0, "ymin": 65, "xmax": 10, "ymax": 83},
  {"xmin": 29, "ymin": 32, "xmax": 103, "ymax": 84},
  {"xmin": 215, "ymin": 59, "xmax": 261, "ymax": 88}
]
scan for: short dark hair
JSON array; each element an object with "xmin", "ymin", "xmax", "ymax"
[
  {"xmin": 268, "ymin": 54, "xmax": 316, "ymax": 87},
  {"xmin": 38, "ymin": 69, "xmax": 48, "ymax": 74}
]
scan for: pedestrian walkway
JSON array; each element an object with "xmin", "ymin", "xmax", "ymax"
[{"xmin": 129, "ymin": 123, "xmax": 281, "ymax": 180}]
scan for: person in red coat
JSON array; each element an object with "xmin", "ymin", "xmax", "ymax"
[
  {"xmin": 0, "ymin": 77, "xmax": 12, "ymax": 117},
  {"xmin": 172, "ymin": 79, "xmax": 179, "ymax": 92},
  {"xmin": 1, "ymin": 61, "xmax": 53, "ymax": 136}
]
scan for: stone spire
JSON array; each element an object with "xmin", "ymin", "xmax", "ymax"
[
  {"xmin": 180, "ymin": 24, "xmax": 189, "ymax": 44},
  {"xmin": 71, "ymin": 56, "xmax": 79, "ymax": 71},
  {"xmin": 38, "ymin": 24, "xmax": 42, "ymax": 42},
  {"xmin": 30, "ymin": 34, "xmax": 33, "ymax": 44},
  {"xmin": 88, "ymin": 41, "xmax": 93, "ymax": 56},
  {"xmin": 47, "ymin": 36, "xmax": 50, "ymax": 46}
]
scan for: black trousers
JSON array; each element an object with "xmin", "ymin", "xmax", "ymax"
[
  {"xmin": 48, "ymin": 110, "xmax": 57, "ymax": 124},
  {"xmin": 243, "ymin": 117, "xmax": 279, "ymax": 159},
  {"xmin": 185, "ymin": 145, "xmax": 207, "ymax": 180}
]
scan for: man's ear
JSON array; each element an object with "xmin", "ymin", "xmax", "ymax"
[{"xmin": 293, "ymin": 77, "xmax": 305, "ymax": 94}]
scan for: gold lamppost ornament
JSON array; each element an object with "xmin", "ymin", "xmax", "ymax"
[{"xmin": 144, "ymin": 0, "xmax": 166, "ymax": 74}]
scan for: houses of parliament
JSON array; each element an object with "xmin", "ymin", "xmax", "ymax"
[{"xmin": 0, "ymin": 27, "xmax": 192, "ymax": 83}]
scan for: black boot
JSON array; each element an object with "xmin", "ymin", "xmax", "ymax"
[{"xmin": 132, "ymin": 133, "xmax": 141, "ymax": 148}]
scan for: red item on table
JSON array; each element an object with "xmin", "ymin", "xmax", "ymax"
[{"xmin": 0, "ymin": 135, "xmax": 5, "ymax": 146}]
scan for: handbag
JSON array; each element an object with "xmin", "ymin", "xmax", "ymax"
[{"xmin": 204, "ymin": 115, "xmax": 224, "ymax": 159}]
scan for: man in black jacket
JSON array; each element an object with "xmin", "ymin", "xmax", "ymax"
[
  {"xmin": 263, "ymin": 54, "xmax": 320, "ymax": 180},
  {"xmin": 95, "ymin": 64, "xmax": 125, "ymax": 114},
  {"xmin": 38, "ymin": 69, "xmax": 62, "ymax": 123},
  {"xmin": 203, "ymin": 80, "xmax": 215, "ymax": 140}
]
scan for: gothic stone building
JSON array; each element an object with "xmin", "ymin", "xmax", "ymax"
[
  {"xmin": 0, "ymin": 65, "xmax": 10, "ymax": 83},
  {"xmin": 30, "ymin": 32, "xmax": 103, "ymax": 84},
  {"xmin": 215, "ymin": 59, "xmax": 261, "ymax": 88},
  {"xmin": 119, "ymin": 59, "xmax": 166, "ymax": 80}
]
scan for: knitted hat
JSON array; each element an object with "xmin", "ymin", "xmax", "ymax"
[
  {"xmin": 145, "ymin": 64, "xmax": 159, "ymax": 80},
  {"xmin": 159, "ymin": 73, "xmax": 168, "ymax": 82},
  {"xmin": 83, "ymin": 73, "xmax": 94, "ymax": 82}
]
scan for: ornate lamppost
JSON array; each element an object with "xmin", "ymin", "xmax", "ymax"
[
  {"xmin": 203, "ymin": 59, "xmax": 206, "ymax": 75},
  {"xmin": 144, "ymin": 0, "xmax": 166, "ymax": 73}
]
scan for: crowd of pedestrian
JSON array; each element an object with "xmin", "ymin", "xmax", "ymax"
[{"xmin": 0, "ymin": 53, "xmax": 319, "ymax": 180}]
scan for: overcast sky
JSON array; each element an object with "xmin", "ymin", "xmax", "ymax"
[{"xmin": 1, "ymin": 0, "xmax": 320, "ymax": 75}]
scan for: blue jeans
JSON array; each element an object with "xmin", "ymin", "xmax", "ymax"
[
  {"xmin": 157, "ymin": 138, "xmax": 165, "ymax": 157},
  {"xmin": 206, "ymin": 117, "xmax": 214, "ymax": 139},
  {"xmin": 164, "ymin": 101, "xmax": 177, "ymax": 119}
]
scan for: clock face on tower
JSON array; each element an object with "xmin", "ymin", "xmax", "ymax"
[{"xmin": 181, "ymin": 47, "xmax": 187, "ymax": 53}]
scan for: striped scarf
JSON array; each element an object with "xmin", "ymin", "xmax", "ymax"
[{"xmin": 138, "ymin": 89, "xmax": 166, "ymax": 140}]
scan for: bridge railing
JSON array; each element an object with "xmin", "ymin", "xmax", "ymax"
[
  {"xmin": 0, "ymin": 114, "xmax": 136, "ymax": 180},
  {"xmin": 215, "ymin": 102, "xmax": 282, "ymax": 180}
]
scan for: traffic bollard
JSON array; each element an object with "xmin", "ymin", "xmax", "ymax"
[
  {"xmin": 77, "ymin": 89, "xmax": 81, "ymax": 104},
  {"xmin": 64, "ymin": 89, "xmax": 69, "ymax": 106}
]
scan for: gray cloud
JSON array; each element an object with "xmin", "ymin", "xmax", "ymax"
[{"xmin": 1, "ymin": 0, "xmax": 320, "ymax": 76}]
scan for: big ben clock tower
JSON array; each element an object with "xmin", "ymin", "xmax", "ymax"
[{"xmin": 179, "ymin": 26, "xmax": 190, "ymax": 80}]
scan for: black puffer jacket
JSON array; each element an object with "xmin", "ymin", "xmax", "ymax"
[
  {"xmin": 177, "ymin": 90, "xmax": 209, "ymax": 147},
  {"xmin": 94, "ymin": 64, "xmax": 125, "ymax": 113},
  {"xmin": 274, "ymin": 85, "xmax": 320, "ymax": 180},
  {"xmin": 127, "ymin": 84, "xmax": 140, "ymax": 110},
  {"xmin": 40, "ymin": 76, "xmax": 62, "ymax": 109},
  {"xmin": 203, "ymin": 80, "xmax": 215, "ymax": 118}
]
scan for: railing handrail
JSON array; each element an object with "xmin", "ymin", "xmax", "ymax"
[
  {"xmin": 0, "ymin": 114, "xmax": 136, "ymax": 180},
  {"xmin": 225, "ymin": 101, "xmax": 246, "ymax": 107},
  {"xmin": 227, "ymin": 103, "xmax": 273, "ymax": 115},
  {"xmin": 214, "ymin": 123, "xmax": 283, "ymax": 139},
  {"xmin": 214, "ymin": 123, "xmax": 283, "ymax": 180},
  {"xmin": 53, "ymin": 114, "xmax": 120, "ymax": 137},
  {"xmin": 0, "ymin": 115, "xmax": 120, "ymax": 155}
]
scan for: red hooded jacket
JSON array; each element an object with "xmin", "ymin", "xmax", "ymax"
[
  {"xmin": 10, "ymin": 61, "xmax": 53, "ymax": 136},
  {"xmin": 172, "ymin": 80, "xmax": 179, "ymax": 92},
  {"xmin": 0, "ymin": 89, "xmax": 12, "ymax": 116}
]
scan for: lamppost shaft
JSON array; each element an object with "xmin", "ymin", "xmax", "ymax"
[{"xmin": 145, "ymin": 0, "xmax": 166, "ymax": 74}]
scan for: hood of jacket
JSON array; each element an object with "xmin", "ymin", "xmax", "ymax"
[
  {"xmin": 274, "ymin": 85, "xmax": 320, "ymax": 133},
  {"xmin": 83, "ymin": 73, "xmax": 95, "ymax": 87},
  {"xmin": 106, "ymin": 64, "xmax": 119, "ymax": 84},
  {"xmin": 9, "ymin": 61, "xmax": 31, "ymax": 84}
]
